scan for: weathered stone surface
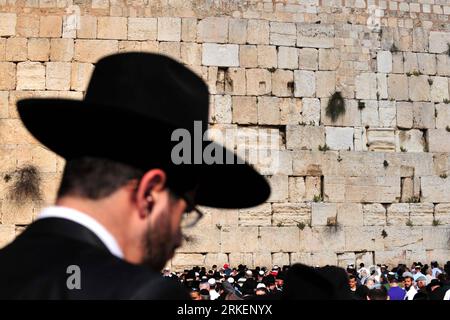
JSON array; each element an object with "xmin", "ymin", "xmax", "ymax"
[
  {"xmin": 409, "ymin": 75, "xmax": 431, "ymax": 102},
  {"xmin": 337, "ymin": 203, "xmax": 363, "ymax": 227},
  {"xmin": 409, "ymin": 203, "xmax": 434, "ymax": 226},
  {"xmin": 5, "ymin": 38, "xmax": 27, "ymax": 62},
  {"xmin": 272, "ymin": 202, "xmax": 311, "ymax": 226},
  {"xmin": 267, "ymin": 175, "xmax": 288, "ymax": 203},
  {"xmin": 427, "ymin": 129, "xmax": 450, "ymax": 153},
  {"xmin": 171, "ymin": 253, "xmax": 205, "ymax": 268},
  {"xmin": 344, "ymin": 227, "xmax": 384, "ymax": 251},
  {"xmin": 316, "ymin": 71, "xmax": 335, "ymax": 98},
  {"xmin": 157, "ymin": 17, "xmax": 181, "ymax": 42},
  {"xmin": 221, "ymin": 227, "xmax": 258, "ymax": 253},
  {"xmin": 46, "ymin": 62, "xmax": 71, "ymax": 91},
  {"xmin": 298, "ymin": 48, "xmax": 318, "ymax": 70},
  {"xmin": 247, "ymin": 20, "xmax": 269, "ymax": 45},
  {"xmin": 278, "ymin": 46, "xmax": 298, "ymax": 70},
  {"xmin": 239, "ymin": 45, "xmax": 257, "ymax": 68},
  {"xmin": 257, "ymin": 45, "xmax": 277, "ymax": 68},
  {"xmin": 228, "ymin": 18, "xmax": 247, "ymax": 44},
  {"xmin": 325, "ymin": 127, "xmax": 354, "ymax": 151},
  {"xmin": 302, "ymin": 98, "xmax": 320, "ymax": 126},
  {"xmin": 297, "ymin": 24, "xmax": 334, "ymax": 48},
  {"xmin": 238, "ymin": 203, "xmax": 272, "ymax": 226},
  {"xmin": 412, "ymin": 102, "xmax": 435, "ymax": 129},
  {"xmin": 74, "ymin": 40, "xmax": 118, "ymax": 63},
  {"xmin": 363, "ymin": 203, "xmax": 386, "ymax": 226},
  {"xmin": 197, "ymin": 17, "xmax": 228, "ymax": 43},
  {"xmin": 417, "ymin": 54, "xmax": 436, "ymax": 75},
  {"xmin": 0, "ymin": 13, "xmax": 16, "ymax": 37},
  {"xmin": 429, "ymin": 31, "xmax": 450, "ymax": 54},
  {"xmin": 246, "ymin": 68, "xmax": 271, "ymax": 95},
  {"xmin": 396, "ymin": 102, "xmax": 413, "ymax": 129},
  {"xmin": 270, "ymin": 22, "xmax": 296, "ymax": 47},
  {"xmin": 435, "ymin": 203, "xmax": 450, "ymax": 225},
  {"xmin": 319, "ymin": 49, "xmax": 340, "ymax": 71},
  {"xmin": 71, "ymin": 62, "xmax": 94, "ymax": 92},
  {"xmin": 272, "ymin": 69, "xmax": 293, "ymax": 97},
  {"xmin": 377, "ymin": 51, "xmax": 392, "ymax": 73},
  {"xmin": 356, "ymin": 73, "xmax": 377, "ymax": 100},
  {"xmin": 39, "ymin": 16, "xmax": 62, "ymax": 38},
  {"xmin": 387, "ymin": 74, "xmax": 408, "ymax": 101},
  {"xmin": 396, "ymin": 130, "xmax": 425, "ymax": 153},
  {"xmin": 97, "ymin": 17, "xmax": 127, "ymax": 40},
  {"xmin": 294, "ymin": 70, "xmax": 315, "ymax": 97},
  {"xmin": 437, "ymin": 55, "xmax": 450, "ymax": 77},
  {"xmin": 311, "ymin": 203, "xmax": 336, "ymax": 226},
  {"xmin": 286, "ymin": 125, "xmax": 325, "ymax": 150},
  {"xmin": 213, "ymin": 94, "xmax": 232, "ymax": 124},
  {"xmin": 423, "ymin": 227, "xmax": 450, "ymax": 249},
  {"xmin": 431, "ymin": 77, "xmax": 449, "ymax": 103},
  {"xmin": 401, "ymin": 177, "xmax": 414, "ymax": 203},
  {"xmin": 321, "ymin": 99, "xmax": 361, "ymax": 127},
  {"xmin": 366, "ymin": 128, "xmax": 396, "ymax": 152},
  {"xmin": 0, "ymin": 62, "xmax": 16, "ymax": 90},
  {"xmin": 421, "ymin": 176, "xmax": 450, "ymax": 202},
  {"xmin": 279, "ymin": 98, "xmax": 302, "ymax": 125},
  {"xmin": 28, "ymin": 38, "xmax": 50, "ymax": 62},
  {"xmin": 305, "ymin": 176, "xmax": 321, "ymax": 201},
  {"xmin": 379, "ymin": 101, "xmax": 396, "ymax": 127},
  {"xmin": 178, "ymin": 226, "xmax": 220, "ymax": 253},
  {"xmin": 259, "ymin": 227, "xmax": 300, "ymax": 252},
  {"xmin": 257, "ymin": 96, "xmax": 280, "ymax": 125},
  {"xmin": 232, "ymin": 96, "xmax": 257, "ymax": 124},
  {"xmin": 202, "ymin": 43, "xmax": 239, "ymax": 67},
  {"xmin": 128, "ymin": 17, "xmax": 157, "ymax": 40},
  {"xmin": 16, "ymin": 62, "xmax": 45, "ymax": 90}
]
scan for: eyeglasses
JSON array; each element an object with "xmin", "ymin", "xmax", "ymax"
[{"xmin": 177, "ymin": 192, "xmax": 204, "ymax": 228}]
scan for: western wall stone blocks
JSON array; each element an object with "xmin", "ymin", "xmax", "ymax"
[
  {"xmin": 325, "ymin": 127, "xmax": 354, "ymax": 151},
  {"xmin": 302, "ymin": 98, "xmax": 320, "ymax": 126},
  {"xmin": 38, "ymin": 16, "xmax": 62, "ymax": 38},
  {"xmin": 232, "ymin": 96, "xmax": 257, "ymax": 124},
  {"xmin": 363, "ymin": 203, "xmax": 386, "ymax": 226},
  {"xmin": 0, "ymin": 13, "xmax": 16, "ymax": 37},
  {"xmin": 247, "ymin": 20, "xmax": 269, "ymax": 45},
  {"xmin": 379, "ymin": 101, "xmax": 396, "ymax": 127},
  {"xmin": 423, "ymin": 227, "xmax": 450, "ymax": 249},
  {"xmin": 27, "ymin": 38, "xmax": 50, "ymax": 62},
  {"xmin": 396, "ymin": 102, "xmax": 413, "ymax": 129},
  {"xmin": 293, "ymin": 70, "xmax": 315, "ymax": 97},
  {"xmin": 178, "ymin": 226, "xmax": 221, "ymax": 253},
  {"xmin": 71, "ymin": 62, "xmax": 94, "ymax": 92},
  {"xmin": 320, "ymin": 99, "xmax": 361, "ymax": 127},
  {"xmin": 128, "ymin": 17, "xmax": 157, "ymax": 40},
  {"xmin": 16, "ymin": 62, "xmax": 45, "ymax": 90},
  {"xmin": 213, "ymin": 94, "xmax": 232, "ymax": 124},
  {"xmin": 311, "ymin": 203, "xmax": 336, "ymax": 226},
  {"xmin": 270, "ymin": 22, "xmax": 296, "ymax": 47},
  {"xmin": 436, "ymin": 55, "xmax": 450, "ymax": 77},
  {"xmin": 409, "ymin": 203, "xmax": 434, "ymax": 226},
  {"xmin": 412, "ymin": 102, "xmax": 435, "ymax": 129},
  {"xmin": 344, "ymin": 226, "xmax": 384, "ymax": 252},
  {"xmin": 272, "ymin": 69, "xmax": 294, "ymax": 97},
  {"xmin": 259, "ymin": 227, "xmax": 300, "ymax": 252},
  {"xmin": 257, "ymin": 96, "xmax": 280, "ymax": 125},
  {"xmin": 158, "ymin": 42, "xmax": 181, "ymax": 61},
  {"xmin": 238, "ymin": 203, "xmax": 272, "ymax": 227},
  {"xmin": 228, "ymin": 18, "xmax": 247, "ymax": 44},
  {"xmin": 46, "ymin": 62, "xmax": 71, "ymax": 91},
  {"xmin": 229, "ymin": 253, "xmax": 254, "ymax": 268},
  {"xmin": 356, "ymin": 73, "xmax": 377, "ymax": 100},
  {"xmin": 202, "ymin": 43, "xmax": 239, "ymax": 67},
  {"xmin": 421, "ymin": 176, "xmax": 450, "ymax": 202},
  {"xmin": 417, "ymin": 54, "xmax": 436, "ymax": 75},
  {"xmin": 409, "ymin": 75, "xmax": 431, "ymax": 102},
  {"xmin": 5, "ymin": 38, "xmax": 27, "ymax": 62},
  {"xmin": 435, "ymin": 204, "xmax": 450, "ymax": 225},
  {"xmin": 279, "ymin": 98, "xmax": 302, "ymax": 125},
  {"xmin": 431, "ymin": 77, "xmax": 449, "ymax": 103},
  {"xmin": 387, "ymin": 74, "xmax": 408, "ymax": 101},
  {"xmin": 180, "ymin": 42, "xmax": 202, "ymax": 66},
  {"xmin": 197, "ymin": 17, "xmax": 229, "ymax": 43},
  {"xmin": 97, "ymin": 17, "xmax": 127, "ymax": 40},
  {"xmin": 412, "ymin": 27, "xmax": 429, "ymax": 52},
  {"xmin": 239, "ymin": 45, "xmax": 257, "ymax": 68},
  {"xmin": 366, "ymin": 128, "xmax": 396, "ymax": 152},
  {"xmin": 318, "ymin": 48, "xmax": 340, "ymax": 71},
  {"xmin": 298, "ymin": 48, "xmax": 318, "ymax": 70},
  {"xmin": 288, "ymin": 177, "xmax": 306, "ymax": 202},
  {"xmin": 286, "ymin": 125, "xmax": 325, "ymax": 150},
  {"xmin": 435, "ymin": 103, "xmax": 450, "ymax": 129},
  {"xmin": 0, "ymin": 62, "xmax": 16, "ymax": 90},
  {"xmin": 221, "ymin": 227, "xmax": 258, "ymax": 253},
  {"xmin": 181, "ymin": 18, "xmax": 197, "ymax": 42},
  {"xmin": 157, "ymin": 17, "xmax": 181, "ymax": 42},
  {"xmin": 77, "ymin": 16, "xmax": 97, "ymax": 39},
  {"xmin": 267, "ymin": 174, "xmax": 288, "ymax": 202},
  {"xmin": 377, "ymin": 51, "xmax": 392, "ymax": 73},
  {"xmin": 257, "ymin": 45, "xmax": 277, "ymax": 68},
  {"xmin": 315, "ymin": 71, "xmax": 335, "ymax": 98},
  {"xmin": 74, "ymin": 40, "xmax": 118, "ymax": 63},
  {"xmin": 297, "ymin": 23, "xmax": 334, "ymax": 48},
  {"xmin": 305, "ymin": 176, "xmax": 321, "ymax": 201},
  {"xmin": 429, "ymin": 31, "xmax": 450, "ymax": 54},
  {"xmin": 278, "ymin": 46, "xmax": 298, "ymax": 70},
  {"xmin": 337, "ymin": 203, "xmax": 363, "ymax": 227},
  {"xmin": 246, "ymin": 68, "xmax": 271, "ymax": 95},
  {"xmin": 272, "ymin": 203, "xmax": 311, "ymax": 226},
  {"xmin": 171, "ymin": 253, "xmax": 205, "ymax": 269},
  {"xmin": 396, "ymin": 129, "xmax": 425, "ymax": 153}
]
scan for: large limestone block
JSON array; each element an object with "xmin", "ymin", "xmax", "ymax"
[
  {"xmin": 221, "ymin": 227, "xmax": 258, "ymax": 253},
  {"xmin": 319, "ymin": 49, "xmax": 340, "ymax": 71},
  {"xmin": 344, "ymin": 226, "xmax": 384, "ymax": 251},
  {"xmin": 286, "ymin": 125, "xmax": 325, "ymax": 150},
  {"xmin": 304, "ymin": 226, "xmax": 345, "ymax": 252},
  {"xmin": 74, "ymin": 40, "xmax": 118, "ymax": 63},
  {"xmin": 311, "ymin": 203, "xmax": 336, "ymax": 226},
  {"xmin": 178, "ymin": 226, "xmax": 221, "ymax": 253},
  {"xmin": 299, "ymin": 48, "xmax": 318, "ymax": 70},
  {"xmin": 128, "ymin": 17, "xmax": 157, "ymax": 41},
  {"xmin": 335, "ymin": 151, "xmax": 385, "ymax": 177},
  {"xmin": 429, "ymin": 31, "xmax": 450, "ymax": 53},
  {"xmin": 202, "ymin": 43, "xmax": 239, "ymax": 67},
  {"xmin": 316, "ymin": 71, "xmax": 335, "ymax": 98},
  {"xmin": 0, "ymin": 13, "xmax": 16, "ymax": 37},
  {"xmin": 247, "ymin": 20, "xmax": 269, "ymax": 45},
  {"xmin": 259, "ymin": 227, "xmax": 300, "ymax": 252},
  {"xmin": 270, "ymin": 22, "xmax": 296, "ymax": 47},
  {"xmin": 409, "ymin": 75, "xmax": 431, "ymax": 102},
  {"xmin": 97, "ymin": 17, "xmax": 127, "ymax": 40},
  {"xmin": 246, "ymin": 68, "xmax": 271, "ymax": 95},
  {"xmin": 228, "ymin": 18, "xmax": 247, "ymax": 44},
  {"xmin": 272, "ymin": 253, "xmax": 289, "ymax": 267},
  {"xmin": 157, "ymin": 17, "xmax": 181, "ymax": 42},
  {"xmin": 356, "ymin": 73, "xmax": 377, "ymax": 100},
  {"xmin": 427, "ymin": 129, "xmax": 450, "ymax": 153},
  {"xmin": 325, "ymin": 127, "xmax": 354, "ymax": 151},
  {"xmin": 431, "ymin": 77, "xmax": 449, "ymax": 103},
  {"xmin": 367, "ymin": 128, "xmax": 396, "ymax": 152},
  {"xmin": 171, "ymin": 253, "xmax": 205, "ymax": 269},
  {"xmin": 363, "ymin": 203, "xmax": 386, "ymax": 226},
  {"xmin": 423, "ymin": 227, "xmax": 450, "ymax": 249},
  {"xmin": 396, "ymin": 130, "xmax": 425, "ymax": 153},
  {"xmin": 310, "ymin": 252, "xmax": 338, "ymax": 266},
  {"xmin": 360, "ymin": 100, "xmax": 379, "ymax": 127},
  {"xmin": 257, "ymin": 96, "xmax": 281, "ymax": 125},
  {"xmin": 387, "ymin": 74, "xmax": 408, "ymax": 101},
  {"xmin": 232, "ymin": 96, "xmax": 257, "ymax": 124},
  {"xmin": 197, "ymin": 17, "xmax": 228, "ymax": 43},
  {"xmin": 0, "ymin": 62, "xmax": 16, "ymax": 90},
  {"xmin": 46, "ymin": 62, "xmax": 71, "ymax": 91},
  {"xmin": 272, "ymin": 203, "xmax": 311, "ymax": 226},
  {"xmin": 272, "ymin": 69, "xmax": 294, "ymax": 97},
  {"xmin": 16, "ymin": 62, "xmax": 45, "ymax": 90},
  {"xmin": 292, "ymin": 150, "xmax": 339, "ymax": 176},
  {"xmin": 337, "ymin": 203, "xmax": 363, "ymax": 227},
  {"xmin": 375, "ymin": 250, "xmax": 407, "ymax": 267},
  {"xmin": 293, "ymin": 70, "xmax": 315, "ymax": 97},
  {"xmin": 396, "ymin": 102, "xmax": 413, "ymax": 129},
  {"xmin": 267, "ymin": 175, "xmax": 288, "ymax": 203},
  {"xmin": 379, "ymin": 101, "xmax": 396, "ymax": 127},
  {"xmin": 387, "ymin": 203, "xmax": 410, "ymax": 226},
  {"xmin": 377, "ymin": 51, "xmax": 392, "ymax": 73},
  {"xmin": 229, "ymin": 253, "xmax": 254, "ymax": 268},
  {"xmin": 238, "ymin": 203, "xmax": 272, "ymax": 226},
  {"xmin": 257, "ymin": 45, "xmax": 277, "ymax": 68},
  {"xmin": 421, "ymin": 176, "xmax": 450, "ymax": 202},
  {"xmin": 410, "ymin": 203, "xmax": 434, "ymax": 226},
  {"xmin": 302, "ymin": 98, "xmax": 320, "ymax": 126},
  {"xmin": 437, "ymin": 55, "xmax": 450, "ymax": 77},
  {"xmin": 297, "ymin": 24, "xmax": 334, "ymax": 48},
  {"xmin": 277, "ymin": 46, "xmax": 298, "ymax": 70},
  {"xmin": 435, "ymin": 203, "xmax": 450, "ymax": 225}
]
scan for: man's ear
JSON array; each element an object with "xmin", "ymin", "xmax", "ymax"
[{"xmin": 135, "ymin": 169, "xmax": 167, "ymax": 218}]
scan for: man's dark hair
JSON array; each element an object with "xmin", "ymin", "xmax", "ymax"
[
  {"xmin": 368, "ymin": 287, "xmax": 388, "ymax": 300},
  {"xmin": 348, "ymin": 274, "xmax": 357, "ymax": 281},
  {"xmin": 57, "ymin": 157, "xmax": 145, "ymax": 200}
]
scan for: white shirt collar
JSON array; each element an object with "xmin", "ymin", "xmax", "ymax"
[{"xmin": 37, "ymin": 206, "xmax": 124, "ymax": 259}]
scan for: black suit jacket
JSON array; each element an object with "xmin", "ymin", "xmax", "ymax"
[{"xmin": 0, "ymin": 218, "xmax": 189, "ymax": 299}]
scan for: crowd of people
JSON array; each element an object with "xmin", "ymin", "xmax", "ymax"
[{"xmin": 161, "ymin": 260, "xmax": 450, "ymax": 300}]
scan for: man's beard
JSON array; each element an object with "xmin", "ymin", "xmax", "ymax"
[{"xmin": 142, "ymin": 214, "xmax": 179, "ymax": 272}]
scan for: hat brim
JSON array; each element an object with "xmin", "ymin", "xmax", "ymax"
[{"xmin": 17, "ymin": 98, "xmax": 270, "ymax": 209}]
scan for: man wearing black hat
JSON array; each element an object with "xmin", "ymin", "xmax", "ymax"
[{"xmin": 0, "ymin": 53, "xmax": 270, "ymax": 299}]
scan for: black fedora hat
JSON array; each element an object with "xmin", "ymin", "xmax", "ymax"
[{"xmin": 17, "ymin": 52, "xmax": 270, "ymax": 209}]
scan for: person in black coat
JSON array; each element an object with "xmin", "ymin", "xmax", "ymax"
[{"xmin": 0, "ymin": 53, "xmax": 270, "ymax": 299}]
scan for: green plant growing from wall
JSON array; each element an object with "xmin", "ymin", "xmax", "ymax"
[
  {"xmin": 381, "ymin": 229, "xmax": 388, "ymax": 238},
  {"xmin": 313, "ymin": 195, "xmax": 322, "ymax": 202},
  {"xmin": 326, "ymin": 91, "xmax": 346, "ymax": 122},
  {"xmin": 406, "ymin": 219, "xmax": 414, "ymax": 227},
  {"xmin": 318, "ymin": 144, "xmax": 330, "ymax": 152},
  {"xmin": 358, "ymin": 101, "xmax": 365, "ymax": 110},
  {"xmin": 297, "ymin": 222, "xmax": 306, "ymax": 230},
  {"xmin": 432, "ymin": 219, "xmax": 441, "ymax": 227}
]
